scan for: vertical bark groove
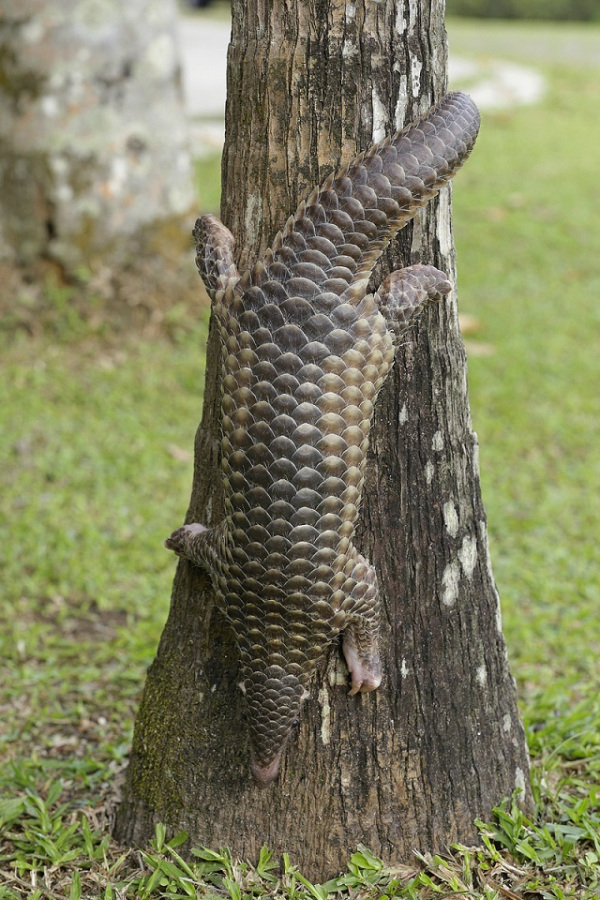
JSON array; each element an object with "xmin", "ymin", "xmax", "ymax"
[{"xmin": 114, "ymin": 0, "xmax": 531, "ymax": 880}]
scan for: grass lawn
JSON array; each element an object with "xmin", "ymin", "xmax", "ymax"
[{"xmin": 1, "ymin": 17, "xmax": 600, "ymax": 900}]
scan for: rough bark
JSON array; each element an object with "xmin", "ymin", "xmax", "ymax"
[
  {"xmin": 114, "ymin": 0, "xmax": 532, "ymax": 880},
  {"xmin": 0, "ymin": 0, "xmax": 194, "ymax": 278}
]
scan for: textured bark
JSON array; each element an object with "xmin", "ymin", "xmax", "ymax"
[
  {"xmin": 114, "ymin": 0, "xmax": 532, "ymax": 880},
  {"xmin": 0, "ymin": 0, "xmax": 194, "ymax": 275}
]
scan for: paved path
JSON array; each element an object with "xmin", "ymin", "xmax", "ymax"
[
  {"xmin": 449, "ymin": 57, "xmax": 545, "ymax": 110},
  {"xmin": 177, "ymin": 17, "xmax": 229, "ymax": 119}
]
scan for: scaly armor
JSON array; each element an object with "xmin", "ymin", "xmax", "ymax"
[{"xmin": 166, "ymin": 92, "xmax": 480, "ymax": 785}]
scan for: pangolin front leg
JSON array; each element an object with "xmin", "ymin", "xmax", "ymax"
[
  {"xmin": 164, "ymin": 523, "xmax": 207, "ymax": 559},
  {"xmin": 340, "ymin": 547, "xmax": 382, "ymax": 695}
]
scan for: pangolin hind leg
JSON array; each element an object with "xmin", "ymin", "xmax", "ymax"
[
  {"xmin": 340, "ymin": 546, "xmax": 382, "ymax": 696},
  {"xmin": 339, "ymin": 266, "xmax": 452, "ymax": 696}
]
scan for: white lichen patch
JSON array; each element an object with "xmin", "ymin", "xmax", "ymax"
[
  {"xmin": 342, "ymin": 40, "xmax": 358, "ymax": 61},
  {"xmin": 476, "ymin": 664, "xmax": 487, "ymax": 687},
  {"xmin": 106, "ymin": 156, "xmax": 128, "ymax": 197},
  {"xmin": 393, "ymin": 79, "xmax": 408, "ymax": 130},
  {"xmin": 479, "ymin": 520, "xmax": 504, "ymax": 632},
  {"xmin": 424, "ymin": 461, "xmax": 435, "ymax": 485},
  {"xmin": 22, "ymin": 18, "xmax": 44, "ymax": 43},
  {"xmin": 503, "ymin": 713, "xmax": 512, "ymax": 733},
  {"xmin": 432, "ymin": 431, "xmax": 444, "ymax": 452},
  {"xmin": 436, "ymin": 186, "xmax": 452, "ymax": 257},
  {"xmin": 410, "ymin": 56, "xmax": 422, "ymax": 98},
  {"xmin": 399, "ymin": 403, "xmax": 408, "ymax": 425},
  {"xmin": 459, "ymin": 535, "xmax": 478, "ymax": 579},
  {"xmin": 55, "ymin": 182, "xmax": 74, "ymax": 203},
  {"xmin": 442, "ymin": 559, "xmax": 461, "ymax": 607},
  {"xmin": 515, "ymin": 767, "xmax": 527, "ymax": 795},
  {"xmin": 495, "ymin": 597, "xmax": 504, "ymax": 634},
  {"xmin": 460, "ymin": 364, "xmax": 469, "ymax": 398},
  {"xmin": 142, "ymin": 34, "xmax": 178, "ymax": 79},
  {"xmin": 410, "ymin": 210, "xmax": 427, "ymax": 256},
  {"xmin": 371, "ymin": 87, "xmax": 388, "ymax": 143},
  {"xmin": 50, "ymin": 155, "xmax": 69, "ymax": 179},
  {"xmin": 395, "ymin": 4, "xmax": 406, "ymax": 34},
  {"xmin": 443, "ymin": 501, "xmax": 459, "ymax": 538},
  {"xmin": 345, "ymin": 1, "xmax": 356, "ymax": 20},
  {"xmin": 318, "ymin": 686, "xmax": 331, "ymax": 746},
  {"xmin": 40, "ymin": 96, "xmax": 59, "ymax": 118},
  {"xmin": 472, "ymin": 437, "xmax": 481, "ymax": 478},
  {"xmin": 401, "ymin": 658, "xmax": 409, "ymax": 679}
]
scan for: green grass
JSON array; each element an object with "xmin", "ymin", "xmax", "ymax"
[
  {"xmin": 447, "ymin": 16, "xmax": 600, "ymax": 67},
  {"xmin": 1, "ymin": 19, "xmax": 600, "ymax": 900},
  {"xmin": 194, "ymin": 156, "xmax": 222, "ymax": 214},
  {"xmin": 450, "ymin": 61, "xmax": 600, "ymax": 690}
]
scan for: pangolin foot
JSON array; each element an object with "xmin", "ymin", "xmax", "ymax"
[
  {"xmin": 164, "ymin": 523, "xmax": 207, "ymax": 556},
  {"xmin": 343, "ymin": 631, "xmax": 382, "ymax": 696},
  {"xmin": 347, "ymin": 662, "xmax": 382, "ymax": 696}
]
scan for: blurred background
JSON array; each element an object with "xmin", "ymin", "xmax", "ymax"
[{"xmin": 1, "ymin": 0, "xmax": 599, "ymax": 894}]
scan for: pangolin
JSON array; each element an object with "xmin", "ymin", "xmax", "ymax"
[{"xmin": 165, "ymin": 91, "xmax": 480, "ymax": 786}]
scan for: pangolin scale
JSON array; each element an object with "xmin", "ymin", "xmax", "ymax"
[{"xmin": 166, "ymin": 91, "xmax": 480, "ymax": 786}]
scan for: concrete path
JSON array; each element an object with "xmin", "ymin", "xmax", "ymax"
[
  {"xmin": 177, "ymin": 17, "xmax": 229, "ymax": 119},
  {"xmin": 449, "ymin": 57, "xmax": 545, "ymax": 110}
]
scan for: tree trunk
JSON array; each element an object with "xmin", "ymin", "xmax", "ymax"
[
  {"xmin": 114, "ymin": 0, "xmax": 531, "ymax": 879},
  {"xmin": 0, "ymin": 0, "xmax": 195, "ymax": 314}
]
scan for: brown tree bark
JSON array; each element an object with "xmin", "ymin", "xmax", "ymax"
[{"xmin": 114, "ymin": 0, "xmax": 532, "ymax": 879}]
